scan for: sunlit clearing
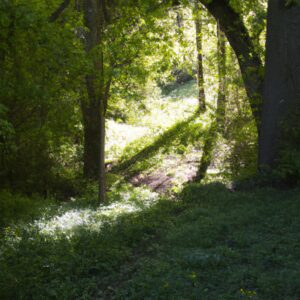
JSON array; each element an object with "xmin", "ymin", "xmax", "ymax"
[{"xmin": 106, "ymin": 120, "xmax": 150, "ymax": 161}]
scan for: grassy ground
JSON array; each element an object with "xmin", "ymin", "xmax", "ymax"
[
  {"xmin": 114, "ymin": 184, "xmax": 300, "ymax": 300},
  {"xmin": 1, "ymin": 183, "xmax": 300, "ymax": 299},
  {"xmin": 109, "ymin": 81, "xmax": 212, "ymax": 192},
  {"xmin": 106, "ymin": 80, "xmax": 201, "ymax": 164},
  {"xmin": 1, "ymin": 82, "xmax": 298, "ymax": 299}
]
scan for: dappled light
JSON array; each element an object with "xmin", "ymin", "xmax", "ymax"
[
  {"xmin": 2, "ymin": 0, "xmax": 300, "ymax": 298},
  {"xmin": 35, "ymin": 189, "xmax": 159, "ymax": 238}
]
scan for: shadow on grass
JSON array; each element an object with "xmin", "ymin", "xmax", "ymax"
[
  {"xmin": 111, "ymin": 110, "xmax": 206, "ymax": 179},
  {"xmin": 0, "ymin": 183, "xmax": 244, "ymax": 299},
  {"xmin": 113, "ymin": 184, "xmax": 300, "ymax": 299},
  {"xmin": 2, "ymin": 182, "xmax": 300, "ymax": 299},
  {"xmin": 0, "ymin": 183, "xmax": 192, "ymax": 299}
]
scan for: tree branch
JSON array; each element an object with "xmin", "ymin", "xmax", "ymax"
[
  {"xmin": 49, "ymin": 0, "xmax": 71, "ymax": 23},
  {"xmin": 200, "ymin": 0, "xmax": 264, "ymax": 127}
]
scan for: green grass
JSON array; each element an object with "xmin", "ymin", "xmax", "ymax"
[
  {"xmin": 111, "ymin": 110, "xmax": 206, "ymax": 178},
  {"xmin": 106, "ymin": 80, "xmax": 200, "ymax": 164},
  {"xmin": 1, "ymin": 183, "xmax": 300, "ymax": 299},
  {"xmin": 114, "ymin": 184, "xmax": 300, "ymax": 299}
]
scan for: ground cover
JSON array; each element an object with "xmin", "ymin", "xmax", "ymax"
[{"xmin": 1, "ymin": 184, "xmax": 300, "ymax": 299}]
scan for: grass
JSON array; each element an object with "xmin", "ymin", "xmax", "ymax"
[
  {"xmin": 106, "ymin": 80, "xmax": 200, "ymax": 164},
  {"xmin": 111, "ymin": 110, "xmax": 206, "ymax": 177},
  {"xmin": 1, "ymin": 183, "xmax": 300, "ymax": 299},
  {"xmin": 113, "ymin": 184, "xmax": 300, "ymax": 300}
]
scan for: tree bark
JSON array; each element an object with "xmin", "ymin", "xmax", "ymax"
[
  {"xmin": 81, "ymin": 90, "xmax": 101, "ymax": 179},
  {"xmin": 199, "ymin": 0, "xmax": 264, "ymax": 128},
  {"xmin": 216, "ymin": 22, "xmax": 226, "ymax": 130},
  {"xmin": 195, "ymin": 21, "xmax": 226, "ymax": 181},
  {"xmin": 98, "ymin": 97, "xmax": 106, "ymax": 203},
  {"xmin": 194, "ymin": 0, "xmax": 206, "ymax": 112},
  {"xmin": 82, "ymin": 0, "xmax": 108, "ymax": 203},
  {"xmin": 259, "ymin": 0, "xmax": 300, "ymax": 169}
]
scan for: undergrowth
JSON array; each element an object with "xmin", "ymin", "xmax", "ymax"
[{"xmin": 1, "ymin": 183, "xmax": 300, "ymax": 299}]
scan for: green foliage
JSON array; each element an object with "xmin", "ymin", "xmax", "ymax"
[
  {"xmin": 0, "ymin": 0, "xmax": 85, "ymax": 193},
  {"xmin": 216, "ymin": 47, "xmax": 259, "ymax": 182},
  {"xmin": 224, "ymin": 114, "xmax": 258, "ymax": 180},
  {"xmin": 271, "ymin": 105, "xmax": 300, "ymax": 187},
  {"xmin": 0, "ymin": 190, "xmax": 49, "ymax": 227}
]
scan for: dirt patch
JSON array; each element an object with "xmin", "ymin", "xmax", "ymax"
[{"xmin": 129, "ymin": 153, "xmax": 201, "ymax": 193}]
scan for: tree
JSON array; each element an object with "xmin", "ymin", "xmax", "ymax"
[
  {"xmin": 0, "ymin": 0, "xmax": 84, "ymax": 194},
  {"xmin": 193, "ymin": 0, "xmax": 206, "ymax": 112},
  {"xmin": 259, "ymin": 0, "xmax": 300, "ymax": 175},
  {"xmin": 79, "ymin": 0, "xmax": 177, "ymax": 202},
  {"xmin": 195, "ymin": 21, "xmax": 226, "ymax": 181},
  {"xmin": 199, "ymin": 0, "xmax": 264, "ymax": 128},
  {"xmin": 80, "ymin": 0, "xmax": 108, "ymax": 203}
]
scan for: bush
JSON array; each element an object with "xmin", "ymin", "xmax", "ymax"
[{"xmin": 0, "ymin": 190, "xmax": 47, "ymax": 227}]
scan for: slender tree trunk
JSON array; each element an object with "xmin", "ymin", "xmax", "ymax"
[
  {"xmin": 195, "ymin": 21, "xmax": 226, "ymax": 181},
  {"xmin": 216, "ymin": 22, "xmax": 226, "ymax": 130},
  {"xmin": 259, "ymin": 0, "xmax": 300, "ymax": 170},
  {"xmin": 194, "ymin": 0, "xmax": 206, "ymax": 112},
  {"xmin": 98, "ymin": 98, "xmax": 106, "ymax": 203}
]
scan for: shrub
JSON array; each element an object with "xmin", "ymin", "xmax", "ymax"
[{"xmin": 0, "ymin": 190, "xmax": 47, "ymax": 227}]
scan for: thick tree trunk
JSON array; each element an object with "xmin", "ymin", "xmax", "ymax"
[
  {"xmin": 82, "ymin": 0, "xmax": 108, "ymax": 203},
  {"xmin": 195, "ymin": 22, "xmax": 226, "ymax": 181},
  {"xmin": 194, "ymin": 0, "xmax": 206, "ymax": 112},
  {"xmin": 81, "ymin": 90, "xmax": 101, "ymax": 179},
  {"xmin": 259, "ymin": 0, "xmax": 300, "ymax": 169},
  {"xmin": 199, "ymin": 0, "xmax": 264, "ymax": 128}
]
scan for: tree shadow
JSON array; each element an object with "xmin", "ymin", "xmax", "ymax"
[
  {"xmin": 111, "ymin": 110, "xmax": 206, "ymax": 179},
  {"xmin": 0, "ymin": 181, "xmax": 231, "ymax": 299}
]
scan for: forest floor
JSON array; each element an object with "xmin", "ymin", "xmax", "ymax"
[
  {"xmin": 108, "ymin": 81, "xmax": 217, "ymax": 195},
  {"xmin": 1, "ymin": 184, "xmax": 300, "ymax": 299},
  {"xmin": 129, "ymin": 152, "xmax": 200, "ymax": 193},
  {"xmin": 2, "ymin": 81, "xmax": 298, "ymax": 299}
]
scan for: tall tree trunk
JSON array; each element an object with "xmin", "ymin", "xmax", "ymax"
[
  {"xmin": 259, "ymin": 0, "xmax": 300, "ymax": 170},
  {"xmin": 216, "ymin": 22, "xmax": 226, "ymax": 130},
  {"xmin": 195, "ymin": 21, "xmax": 226, "ymax": 181},
  {"xmin": 82, "ymin": 0, "xmax": 108, "ymax": 203},
  {"xmin": 98, "ymin": 98, "xmax": 106, "ymax": 203},
  {"xmin": 194, "ymin": 0, "xmax": 206, "ymax": 112}
]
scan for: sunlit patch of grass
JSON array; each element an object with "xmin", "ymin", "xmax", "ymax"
[
  {"xmin": 106, "ymin": 80, "xmax": 201, "ymax": 164},
  {"xmin": 106, "ymin": 120, "xmax": 150, "ymax": 162},
  {"xmin": 0, "ymin": 182, "xmax": 180, "ymax": 299},
  {"xmin": 112, "ymin": 110, "xmax": 208, "ymax": 176},
  {"xmin": 140, "ymin": 80, "xmax": 199, "ymax": 130},
  {"xmin": 34, "ymin": 186, "xmax": 159, "ymax": 239}
]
